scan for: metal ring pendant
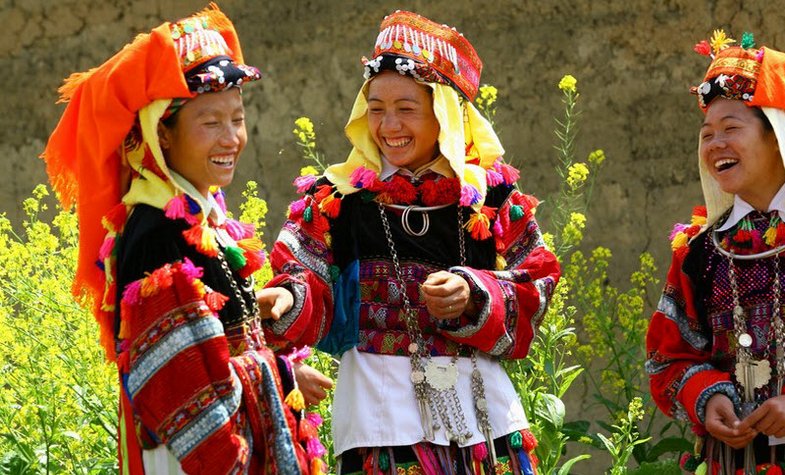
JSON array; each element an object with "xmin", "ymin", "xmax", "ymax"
[{"xmin": 401, "ymin": 206, "xmax": 429, "ymax": 236}]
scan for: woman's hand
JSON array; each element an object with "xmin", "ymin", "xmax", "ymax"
[
  {"xmin": 705, "ymin": 394, "xmax": 757, "ymax": 449},
  {"xmin": 421, "ymin": 271, "xmax": 475, "ymax": 320},
  {"xmin": 256, "ymin": 287, "xmax": 293, "ymax": 320},
  {"xmin": 738, "ymin": 395, "xmax": 785, "ymax": 438},
  {"xmin": 294, "ymin": 362, "xmax": 334, "ymax": 406}
]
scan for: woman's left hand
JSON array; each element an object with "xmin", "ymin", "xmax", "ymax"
[
  {"xmin": 738, "ymin": 395, "xmax": 785, "ymax": 437},
  {"xmin": 421, "ymin": 271, "xmax": 475, "ymax": 320}
]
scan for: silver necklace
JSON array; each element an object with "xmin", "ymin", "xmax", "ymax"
[{"xmin": 377, "ymin": 202, "xmax": 496, "ymax": 464}]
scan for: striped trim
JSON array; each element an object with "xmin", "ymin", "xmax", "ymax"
[
  {"xmin": 278, "ymin": 226, "xmax": 331, "ymax": 283},
  {"xmin": 168, "ymin": 365, "xmax": 243, "ymax": 459},
  {"xmin": 128, "ymin": 316, "xmax": 224, "ymax": 397},
  {"xmin": 248, "ymin": 352, "xmax": 303, "ymax": 475},
  {"xmin": 657, "ymin": 294, "xmax": 709, "ymax": 351}
]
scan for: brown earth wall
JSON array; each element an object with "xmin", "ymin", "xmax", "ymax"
[{"xmin": 3, "ymin": 0, "xmax": 782, "ymax": 471}]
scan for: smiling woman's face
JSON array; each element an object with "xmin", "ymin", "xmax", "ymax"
[
  {"xmin": 366, "ymin": 71, "xmax": 440, "ymax": 172},
  {"xmin": 159, "ymin": 88, "xmax": 247, "ymax": 197},
  {"xmin": 700, "ymin": 98, "xmax": 784, "ymax": 210}
]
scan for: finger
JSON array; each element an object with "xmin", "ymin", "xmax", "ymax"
[
  {"xmin": 423, "ymin": 271, "xmax": 451, "ymax": 287},
  {"xmin": 738, "ymin": 407, "xmax": 768, "ymax": 431}
]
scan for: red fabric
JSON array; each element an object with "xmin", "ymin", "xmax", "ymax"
[
  {"xmin": 266, "ymin": 240, "xmax": 334, "ymax": 349},
  {"xmin": 440, "ymin": 192, "xmax": 560, "ymax": 358},
  {"xmin": 646, "ymin": 247, "xmax": 731, "ymax": 427},
  {"xmin": 121, "ymin": 263, "xmax": 310, "ymax": 474}
]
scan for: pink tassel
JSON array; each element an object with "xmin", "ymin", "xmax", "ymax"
[
  {"xmin": 472, "ymin": 442, "xmax": 488, "ymax": 461},
  {"xmin": 289, "ymin": 346, "xmax": 313, "ymax": 363},
  {"xmin": 306, "ymin": 437, "xmax": 327, "ymax": 458},
  {"xmin": 164, "ymin": 195, "xmax": 187, "ymax": 220},
  {"xmin": 293, "ymin": 174, "xmax": 318, "ymax": 193},
  {"xmin": 349, "ymin": 166, "xmax": 377, "ymax": 189},
  {"xmin": 238, "ymin": 221, "xmax": 256, "ymax": 239},
  {"xmin": 669, "ymin": 223, "xmax": 688, "ymax": 241},
  {"xmin": 98, "ymin": 236, "xmax": 115, "ymax": 261},
  {"xmin": 493, "ymin": 218, "xmax": 503, "ymax": 237},
  {"xmin": 305, "ymin": 412, "xmax": 323, "ymax": 426},
  {"xmin": 486, "ymin": 169, "xmax": 504, "ymax": 187},
  {"xmin": 224, "ymin": 219, "xmax": 245, "ymax": 241},
  {"xmin": 459, "ymin": 185, "xmax": 481, "ymax": 206},
  {"xmin": 122, "ymin": 280, "xmax": 143, "ymax": 306},
  {"xmin": 289, "ymin": 198, "xmax": 307, "ymax": 216},
  {"xmin": 180, "ymin": 257, "xmax": 204, "ymax": 280}
]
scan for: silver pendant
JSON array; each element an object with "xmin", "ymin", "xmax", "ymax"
[
  {"xmin": 735, "ymin": 359, "xmax": 772, "ymax": 391},
  {"xmin": 424, "ymin": 360, "xmax": 458, "ymax": 391},
  {"xmin": 738, "ymin": 332, "xmax": 753, "ymax": 348}
]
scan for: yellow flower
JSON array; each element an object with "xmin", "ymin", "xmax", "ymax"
[
  {"xmin": 294, "ymin": 116, "xmax": 314, "ymax": 134},
  {"xmin": 588, "ymin": 149, "xmax": 606, "ymax": 166},
  {"xmin": 566, "ymin": 162, "xmax": 590, "ymax": 189},
  {"xmin": 300, "ymin": 166, "xmax": 319, "ymax": 177},
  {"xmin": 710, "ymin": 29, "xmax": 735, "ymax": 54},
  {"xmin": 558, "ymin": 74, "xmax": 577, "ymax": 93},
  {"xmin": 478, "ymin": 84, "xmax": 498, "ymax": 107}
]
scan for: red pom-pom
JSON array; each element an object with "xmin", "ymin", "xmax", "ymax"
[
  {"xmin": 205, "ymin": 291, "xmax": 229, "ymax": 311},
  {"xmin": 521, "ymin": 429, "xmax": 538, "ymax": 452},
  {"xmin": 693, "ymin": 40, "xmax": 712, "ymax": 56},
  {"xmin": 692, "ymin": 205, "xmax": 707, "ymax": 217}
]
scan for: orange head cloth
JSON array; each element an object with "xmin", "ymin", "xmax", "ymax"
[{"xmin": 40, "ymin": 3, "xmax": 248, "ymax": 360}]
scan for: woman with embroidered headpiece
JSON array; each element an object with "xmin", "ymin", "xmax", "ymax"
[
  {"xmin": 262, "ymin": 10, "xmax": 560, "ymax": 475},
  {"xmin": 647, "ymin": 30, "xmax": 785, "ymax": 474},
  {"xmin": 41, "ymin": 4, "xmax": 327, "ymax": 474}
]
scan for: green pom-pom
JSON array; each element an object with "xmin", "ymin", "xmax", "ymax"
[
  {"xmin": 509, "ymin": 431, "xmax": 523, "ymax": 449},
  {"xmin": 378, "ymin": 452, "xmax": 390, "ymax": 471},
  {"xmin": 224, "ymin": 245, "xmax": 247, "ymax": 270},
  {"xmin": 329, "ymin": 265, "xmax": 341, "ymax": 282},
  {"xmin": 741, "ymin": 32, "xmax": 755, "ymax": 49},
  {"xmin": 509, "ymin": 204, "xmax": 525, "ymax": 221},
  {"xmin": 304, "ymin": 206, "xmax": 313, "ymax": 223},
  {"xmin": 694, "ymin": 461, "xmax": 707, "ymax": 475}
]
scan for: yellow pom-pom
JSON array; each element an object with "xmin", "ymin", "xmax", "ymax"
[
  {"xmin": 694, "ymin": 461, "xmax": 707, "ymax": 475},
  {"xmin": 671, "ymin": 232, "xmax": 688, "ymax": 250},
  {"xmin": 690, "ymin": 214, "xmax": 707, "ymax": 227},
  {"xmin": 765, "ymin": 226, "xmax": 778, "ymax": 246},
  {"xmin": 285, "ymin": 388, "xmax": 305, "ymax": 411},
  {"xmin": 495, "ymin": 254, "xmax": 507, "ymax": 270}
]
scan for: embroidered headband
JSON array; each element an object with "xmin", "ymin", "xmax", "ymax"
[{"xmin": 362, "ymin": 10, "xmax": 482, "ymax": 101}]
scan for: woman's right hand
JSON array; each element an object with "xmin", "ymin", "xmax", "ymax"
[
  {"xmin": 704, "ymin": 394, "xmax": 757, "ymax": 449},
  {"xmin": 256, "ymin": 287, "xmax": 294, "ymax": 320}
]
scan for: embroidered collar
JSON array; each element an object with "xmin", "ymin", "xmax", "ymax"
[
  {"xmin": 716, "ymin": 183, "xmax": 785, "ymax": 232},
  {"xmin": 379, "ymin": 155, "xmax": 456, "ymax": 181}
]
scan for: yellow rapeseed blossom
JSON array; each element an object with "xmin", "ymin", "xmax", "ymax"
[
  {"xmin": 558, "ymin": 74, "xmax": 577, "ymax": 93},
  {"xmin": 588, "ymin": 149, "xmax": 606, "ymax": 166},
  {"xmin": 300, "ymin": 165, "xmax": 319, "ymax": 177},
  {"xmin": 566, "ymin": 162, "xmax": 589, "ymax": 189},
  {"xmin": 477, "ymin": 84, "xmax": 498, "ymax": 109}
]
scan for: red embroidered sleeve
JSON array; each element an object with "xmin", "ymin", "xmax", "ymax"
[
  {"xmin": 441, "ymin": 191, "xmax": 561, "ymax": 358},
  {"xmin": 646, "ymin": 247, "xmax": 739, "ymax": 427},
  {"xmin": 264, "ymin": 204, "xmax": 334, "ymax": 350}
]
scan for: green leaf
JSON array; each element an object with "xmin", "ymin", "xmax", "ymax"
[
  {"xmin": 556, "ymin": 454, "xmax": 591, "ymax": 475},
  {"xmin": 627, "ymin": 458, "xmax": 682, "ymax": 475},
  {"xmin": 534, "ymin": 393, "xmax": 565, "ymax": 430}
]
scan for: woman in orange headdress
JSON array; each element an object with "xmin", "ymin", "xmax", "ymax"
[
  {"xmin": 647, "ymin": 30, "xmax": 785, "ymax": 474},
  {"xmin": 260, "ymin": 10, "xmax": 560, "ymax": 475},
  {"xmin": 42, "ymin": 4, "xmax": 326, "ymax": 474}
]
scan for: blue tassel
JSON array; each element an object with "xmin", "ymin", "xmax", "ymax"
[{"xmin": 517, "ymin": 447, "xmax": 534, "ymax": 475}]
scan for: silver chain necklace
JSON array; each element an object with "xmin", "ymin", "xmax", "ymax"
[{"xmin": 377, "ymin": 202, "xmax": 496, "ymax": 464}]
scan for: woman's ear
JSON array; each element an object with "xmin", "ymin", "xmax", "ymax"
[{"xmin": 158, "ymin": 122, "xmax": 171, "ymax": 150}]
